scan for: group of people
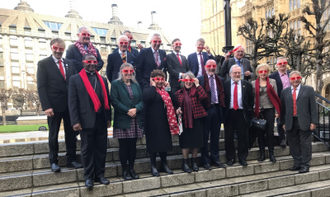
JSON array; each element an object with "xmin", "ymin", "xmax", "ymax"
[{"xmin": 37, "ymin": 26, "xmax": 318, "ymax": 191}]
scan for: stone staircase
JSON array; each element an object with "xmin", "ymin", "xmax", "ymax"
[{"xmin": 0, "ymin": 135, "xmax": 329, "ymax": 197}]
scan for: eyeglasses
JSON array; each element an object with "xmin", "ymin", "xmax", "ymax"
[
  {"xmin": 128, "ymin": 37, "xmax": 133, "ymax": 40},
  {"xmin": 277, "ymin": 62, "xmax": 287, "ymax": 66},
  {"xmin": 152, "ymin": 40, "xmax": 162, "ymax": 44},
  {"xmin": 82, "ymin": 60, "xmax": 98, "ymax": 64},
  {"xmin": 178, "ymin": 79, "xmax": 195, "ymax": 82},
  {"xmin": 290, "ymin": 76, "xmax": 301, "ymax": 80},
  {"xmin": 152, "ymin": 77, "xmax": 164, "ymax": 81},
  {"xmin": 81, "ymin": 33, "xmax": 91, "ymax": 37},
  {"xmin": 119, "ymin": 42, "xmax": 129, "ymax": 45},
  {"xmin": 174, "ymin": 43, "xmax": 182, "ymax": 46},
  {"xmin": 122, "ymin": 69, "xmax": 134, "ymax": 74},
  {"xmin": 235, "ymin": 51, "xmax": 244, "ymax": 53},
  {"xmin": 258, "ymin": 70, "xmax": 268, "ymax": 74},
  {"xmin": 52, "ymin": 46, "xmax": 64, "ymax": 52},
  {"xmin": 197, "ymin": 47, "xmax": 205, "ymax": 49},
  {"xmin": 205, "ymin": 65, "xmax": 217, "ymax": 68},
  {"xmin": 232, "ymin": 72, "xmax": 241, "ymax": 75}
]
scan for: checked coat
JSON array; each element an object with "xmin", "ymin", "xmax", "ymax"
[{"xmin": 175, "ymin": 85, "xmax": 208, "ymax": 119}]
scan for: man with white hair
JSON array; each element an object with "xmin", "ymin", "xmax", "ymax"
[
  {"xmin": 136, "ymin": 33, "xmax": 167, "ymax": 90},
  {"xmin": 106, "ymin": 35, "xmax": 135, "ymax": 82},
  {"xmin": 223, "ymin": 65, "xmax": 254, "ymax": 167},
  {"xmin": 66, "ymin": 27, "xmax": 104, "ymax": 72},
  {"xmin": 220, "ymin": 45, "xmax": 254, "ymax": 81},
  {"xmin": 112, "ymin": 30, "xmax": 143, "ymax": 58}
]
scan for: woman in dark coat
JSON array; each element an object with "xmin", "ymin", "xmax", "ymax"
[
  {"xmin": 110, "ymin": 63, "xmax": 143, "ymax": 180},
  {"xmin": 175, "ymin": 72, "xmax": 208, "ymax": 173},
  {"xmin": 143, "ymin": 69, "xmax": 179, "ymax": 177}
]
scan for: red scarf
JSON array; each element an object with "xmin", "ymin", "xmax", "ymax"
[
  {"xmin": 155, "ymin": 87, "xmax": 179, "ymax": 135},
  {"xmin": 74, "ymin": 41, "xmax": 98, "ymax": 58},
  {"xmin": 183, "ymin": 87, "xmax": 196, "ymax": 129},
  {"xmin": 203, "ymin": 74, "xmax": 225, "ymax": 109},
  {"xmin": 254, "ymin": 77, "xmax": 281, "ymax": 118},
  {"xmin": 79, "ymin": 69, "xmax": 110, "ymax": 112}
]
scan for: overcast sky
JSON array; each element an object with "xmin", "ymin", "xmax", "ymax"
[{"xmin": 1, "ymin": 0, "xmax": 202, "ymax": 56}]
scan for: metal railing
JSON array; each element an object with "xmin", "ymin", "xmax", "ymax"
[{"xmin": 314, "ymin": 92, "xmax": 330, "ymax": 149}]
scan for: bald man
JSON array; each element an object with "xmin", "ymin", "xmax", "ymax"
[{"xmin": 198, "ymin": 59, "xmax": 226, "ymax": 169}]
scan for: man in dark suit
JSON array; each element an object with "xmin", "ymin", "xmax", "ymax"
[
  {"xmin": 280, "ymin": 71, "xmax": 317, "ymax": 173},
  {"xmin": 66, "ymin": 27, "xmax": 104, "ymax": 72},
  {"xmin": 106, "ymin": 35, "xmax": 135, "ymax": 82},
  {"xmin": 136, "ymin": 33, "xmax": 167, "ymax": 90},
  {"xmin": 269, "ymin": 57, "xmax": 291, "ymax": 147},
  {"xmin": 223, "ymin": 65, "xmax": 254, "ymax": 166},
  {"xmin": 37, "ymin": 38, "xmax": 82, "ymax": 172},
  {"xmin": 112, "ymin": 30, "xmax": 143, "ymax": 58},
  {"xmin": 198, "ymin": 59, "xmax": 226, "ymax": 170},
  {"xmin": 187, "ymin": 38, "xmax": 215, "ymax": 77},
  {"xmin": 167, "ymin": 38, "xmax": 190, "ymax": 93},
  {"xmin": 69, "ymin": 53, "xmax": 112, "ymax": 190},
  {"xmin": 220, "ymin": 45, "xmax": 254, "ymax": 81}
]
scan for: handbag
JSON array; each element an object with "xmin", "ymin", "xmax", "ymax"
[{"xmin": 251, "ymin": 113, "xmax": 267, "ymax": 131}]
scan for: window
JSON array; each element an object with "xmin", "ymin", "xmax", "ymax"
[
  {"xmin": 52, "ymin": 31, "xmax": 58, "ymax": 37},
  {"xmin": 92, "ymin": 28, "xmax": 108, "ymax": 36},
  {"xmin": 39, "ymin": 54, "xmax": 47, "ymax": 60},
  {"xmin": 10, "ymin": 36, "xmax": 18, "ymax": 47},
  {"xmin": 289, "ymin": 0, "xmax": 292, "ymax": 11},
  {"xmin": 12, "ymin": 80, "xmax": 20, "ymax": 88},
  {"xmin": 100, "ymin": 47, "xmax": 107, "ymax": 53},
  {"xmin": 38, "ymin": 29, "xmax": 45, "ymax": 36},
  {"xmin": 26, "ymin": 63, "xmax": 34, "ymax": 74},
  {"xmin": 25, "ymin": 53, "xmax": 34, "ymax": 62},
  {"xmin": 0, "ymin": 52, "xmax": 3, "ymax": 59},
  {"xmin": 24, "ymin": 28, "xmax": 31, "ymax": 35},
  {"xmin": 9, "ymin": 26, "xmax": 16, "ymax": 33},
  {"xmin": 111, "ymin": 37, "xmax": 116, "ymax": 44},
  {"xmin": 39, "ymin": 39, "xmax": 47, "ymax": 49},
  {"xmin": 11, "ymin": 53, "xmax": 19, "ymax": 61},
  {"xmin": 25, "ymin": 38, "xmax": 33, "ymax": 48},
  {"xmin": 43, "ymin": 21, "xmax": 62, "ymax": 31},
  {"xmin": 131, "ymin": 40, "xmax": 136, "ymax": 46},
  {"xmin": 65, "ymin": 32, "xmax": 71, "ymax": 39},
  {"xmin": 100, "ymin": 37, "xmax": 106, "ymax": 43},
  {"xmin": 11, "ymin": 62, "xmax": 20, "ymax": 73}
]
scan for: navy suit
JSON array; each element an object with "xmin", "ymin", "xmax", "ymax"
[
  {"xmin": 112, "ymin": 46, "xmax": 139, "ymax": 59},
  {"xmin": 269, "ymin": 70, "xmax": 290, "ymax": 141},
  {"xmin": 66, "ymin": 44, "xmax": 104, "ymax": 72},
  {"xmin": 187, "ymin": 52, "xmax": 214, "ymax": 77},
  {"xmin": 136, "ymin": 47, "xmax": 167, "ymax": 90},
  {"xmin": 106, "ymin": 51, "xmax": 135, "ymax": 82}
]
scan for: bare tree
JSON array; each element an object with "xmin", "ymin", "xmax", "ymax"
[
  {"xmin": 12, "ymin": 88, "xmax": 28, "ymax": 116},
  {"xmin": 27, "ymin": 90, "xmax": 41, "ymax": 116},
  {"xmin": 0, "ymin": 89, "xmax": 13, "ymax": 125}
]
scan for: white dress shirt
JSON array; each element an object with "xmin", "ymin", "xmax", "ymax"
[
  {"xmin": 291, "ymin": 84, "xmax": 301, "ymax": 99},
  {"xmin": 52, "ymin": 55, "xmax": 66, "ymax": 75},
  {"xmin": 230, "ymin": 79, "xmax": 243, "ymax": 109}
]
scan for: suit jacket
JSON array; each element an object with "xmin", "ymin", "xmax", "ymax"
[
  {"xmin": 187, "ymin": 52, "xmax": 215, "ymax": 77},
  {"xmin": 223, "ymin": 80, "xmax": 254, "ymax": 124},
  {"xmin": 106, "ymin": 51, "xmax": 135, "ymax": 82},
  {"xmin": 175, "ymin": 85, "xmax": 208, "ymax": 119},
  {"xmin": 113, "ymin": 47, "xmax": 139, "ymax": 59},
  {"xmin": 68, "ymin": 74, "xmax": 111, "ymax": 129},
  {"xmin": 220, "ymin": 57, "xmax": 254, "ymax": 81},
  {"xmin": 65, "ymin": 44, "xmax": 104, "ymax": 72},
  {"xmin": 110, "ymin": 80, "xmax": 143, "ymax": 129},
  {"xmin": 269, "ymin": 71, "xmax": 290, "ymax": 99},
  {"xmin": 167, "ymin": 52, "xmax": 190, "ymax": 89},
  {"xmin": 280, "ymin": 85, "xmax": 318, "ymax": 131},
  {"xmin": 37, "ymin": 55, "xmax": 76, "ymax": 112},
  {"xmin": 136, "ymin": 47, "xmax": 167, "ymax": 90}
]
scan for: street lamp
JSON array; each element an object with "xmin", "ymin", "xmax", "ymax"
[{"xmin": 222, "ymin": 0, "xmax": 234, "ymax": 53}]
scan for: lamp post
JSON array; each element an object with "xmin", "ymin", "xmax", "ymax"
[{"xmin": 222, "ymin": 0, "xmax": 234, "ymax": 53}]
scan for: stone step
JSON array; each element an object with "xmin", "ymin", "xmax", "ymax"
[
  {"xmin": 1, "ymin": 157, "xmax": 330, "ymax": 197},
  {"xmin": 0, "ymin": 147, "xmax": 329, "ymax": 194},
  {"xmin": 0, "ymin": 140, "xmax": 325, "ymax": 174}
]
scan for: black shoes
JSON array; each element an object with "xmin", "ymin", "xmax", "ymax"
[
  {"xmin": 67, "ymin": 161, "xmax": 83, "ymax": 169},
  {"xmin": 182, "ymin": 159, "xmax": 192, "ymax": 173},
  {"xmin": 203, "ymin": 163, "xmax": 212, "ymax": 170},
  {"xmin": 122, "ymin": 170, "xmax": 133, "ymax": 180},
  {"xmin": 85, "ymin": 179, "xmax": 93, "ymax": 190},
  {"xmin": 227, "ymin": 160, "xmax": 235, "ymax": 166},
  {"xmin": 239, "ymin": 160, "xmax": 248, "ymax": 166},
  {"xmin": 211, "ymin": 161, "xmax": 226, "ymax": 168},
  {"xmin": 280, "ymin": 139, "xmax": 287, "ymax": 148},
  {"xmin": 160, "ymin": 163, "xmax": 173, "ymax": 174},
  {"xmin": 269, "ymin": 153, "xmax": 276, "ymax": 163},
  {"xmin": 151, "ymin": 165, "xmax": 160, "ymax": 177},
  {"xmin": 191, "ymin": 158, "xmax": 199, "ymax": 172},
  {"xmin": 129, "ymin": 169, "xmax": 139, "ymax": 179},
  {"xmin": 258, "ymin": 152, "xmax": 266, "ymax": 162},
  {"xmin": 95, "ymin": 176, "xmax": 110, "ymax": 185},
  {"xmin": 299, "ymin": 166, "xmax": 309, "ymax": 173},
  {"xmin": 290, "ymin": 166, "xmax": 301, "ymax": 171},
  {"xmin": 51, "ymin": 163, "xmax": 60, "ymax": 172}
]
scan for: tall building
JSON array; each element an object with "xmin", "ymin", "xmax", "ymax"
[{"xmin": 0, "ymin": 0, "xmax": 172, "ymax": 91}]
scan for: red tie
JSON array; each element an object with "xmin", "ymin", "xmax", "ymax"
[
  {"xmin": 176, "ymin": 53, "xmax": 182, "ymax": 66},
  {"xmin": 199, "ymin": 53, "xmax": 206, "ymax": 75},
  {"xmin": 58, "ymin": 60, "xmax": 65, "ymax": 80},
  {"xmin": 233, "ymin": 82, "xmax": 238, "ymax": 110},
  {"xmin": 293, "ymin": 87, "xmax": 297, "ymax": 116}
]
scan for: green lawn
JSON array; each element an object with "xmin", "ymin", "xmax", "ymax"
[{"xmin": 0, "ymin": 124, "xmax": 49, "ymax": 133}]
